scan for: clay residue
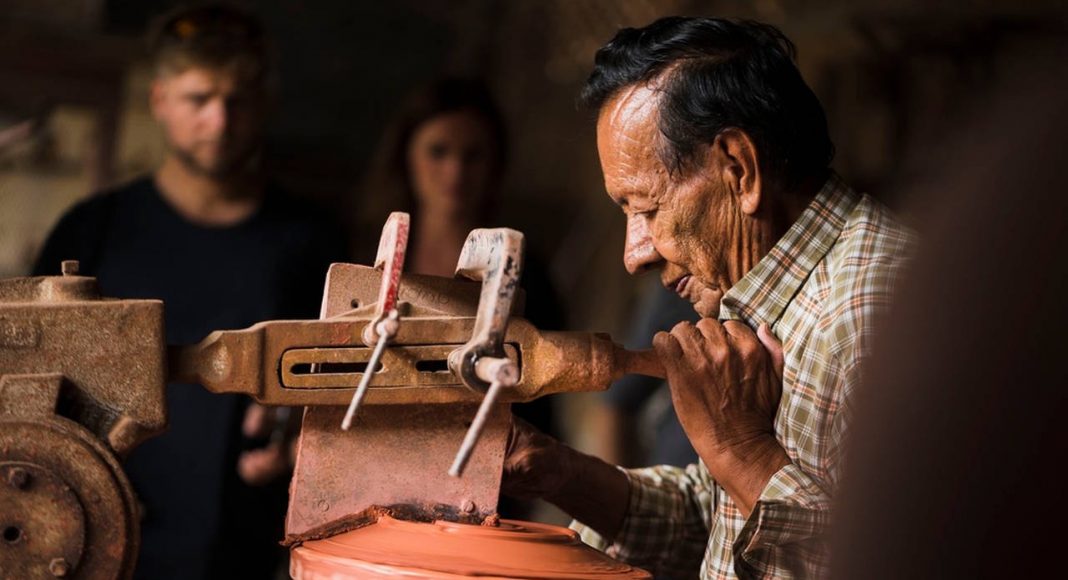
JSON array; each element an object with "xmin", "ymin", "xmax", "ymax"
[{"xmin": 283, "ymin": 503, "xmax": 496, "ymax": 546}]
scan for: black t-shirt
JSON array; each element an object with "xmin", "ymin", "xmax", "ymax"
[{"xmin": 33, "ymin": 177, "xmax": 349, "ymax": 580}]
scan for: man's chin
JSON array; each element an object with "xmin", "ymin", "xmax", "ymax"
[
  {"xmin": 692, "ymin": 289, "xmax": 723, "ymax": 318},
  {"xmin": 173, "ymin": 148, "xmax": 254, "ymax": 179}
]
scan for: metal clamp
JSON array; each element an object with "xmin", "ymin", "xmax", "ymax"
[
  {"xmin": 341, "ymin": 212, "xmax": 409, "ymax": 430},
  {"xmin": 446, "ymin": 228, "xmax": 524, "ymax": 476}
]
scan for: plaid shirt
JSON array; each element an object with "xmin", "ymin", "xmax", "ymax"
[{"xmin": 574, "ymin": 175, "xmax": 915, "ymax": 579}]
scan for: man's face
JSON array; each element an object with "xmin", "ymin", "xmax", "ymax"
[
  {"xmin": 597, "ymin": 85, "xmax": 743, "ymax": 318},
  {"xmin": 150, "ymin": 66, "xmax": 265, "ymax": 178}
]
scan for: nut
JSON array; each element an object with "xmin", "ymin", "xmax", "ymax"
[
  {"xmin": 60, "ymin": 260, "xmax": 79, "ymax": 276},
  {"xmin": 7, "ymin": 467, "xmax": 29, "ymax": 489},
  {"xmin": 49, "ymin": 558, "xmax": 70, "ymax": 577}
]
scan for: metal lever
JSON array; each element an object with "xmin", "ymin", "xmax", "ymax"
[
  {"xmin": 341, "ymin": 212, "xmax": 409, "ymax": 430},
  {"xmin": 447, "ymin": 228, "xmax": 525, "ymax": 476}
]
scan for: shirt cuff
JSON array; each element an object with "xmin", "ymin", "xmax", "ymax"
[
  {"xmin": 733, "ymin": 462, "xmax": 832, "ymax": 564},
  {"xmin": 571, "ymin": 463, "xmax": 711, "ymax": 572},
  {"xmin": 569, "ymin": 465, "xmax": 642, "ymax": 554}
]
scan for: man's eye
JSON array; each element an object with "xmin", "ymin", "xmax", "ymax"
[{"xmin": 187, "ymin": 95, "xmax": 210, "ymax": 107}]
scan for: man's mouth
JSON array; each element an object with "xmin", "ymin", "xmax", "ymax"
[{"xmin": 671, "ymin": 275, "xmax": 692, "ymax": 298}]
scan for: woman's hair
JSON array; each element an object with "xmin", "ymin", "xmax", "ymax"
[{"xmin": 360, "ymin": 77, "xmax": 508, "ymax": 241}]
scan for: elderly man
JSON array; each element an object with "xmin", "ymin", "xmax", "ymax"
[{"xmin": 503, "ymin": 17, "xmax": 913, "ymax": 579}]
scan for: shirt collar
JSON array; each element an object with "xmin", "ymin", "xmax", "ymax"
[{"xmin": 718, "ymin": 173, "xmax": 859, "ymax": 327}]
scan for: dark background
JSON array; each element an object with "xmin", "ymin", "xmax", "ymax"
[{"xmin": 1, "ymin": 0, "xmax": 1065, "ymax": 451}]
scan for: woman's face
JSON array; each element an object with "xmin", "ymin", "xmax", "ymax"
[{"xmin": 407, "ymin": 109, "xmax": 498, "ymax": 217}]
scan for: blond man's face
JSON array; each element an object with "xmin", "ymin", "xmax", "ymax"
[{"xmin": 150, "ymin": 66, "xmax": 265, "ymax": 177}]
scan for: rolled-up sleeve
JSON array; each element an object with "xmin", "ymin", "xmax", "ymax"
[
  {"xmin": 571, "ymin": 462, "xmax": 713, "ymax": 578},
  {"xmin": 733, "ymin": 462, "xmax": 833, "ymax": 579}
]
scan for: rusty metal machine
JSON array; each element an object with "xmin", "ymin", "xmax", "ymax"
[{"xmin": 0, "ymin": 214, "xmax": 660, "ymax": 578}]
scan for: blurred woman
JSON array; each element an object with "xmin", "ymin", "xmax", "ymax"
[
  {"xmin": 362, "ymin": 77, "xmax": 564, "ymax": 517},
  {"xmin": 364, "ymin": 79, "xmax": 497, "ymax": 270}
]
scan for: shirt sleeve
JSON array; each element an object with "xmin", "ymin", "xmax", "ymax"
[
  {"xmin": 732, "ymin": 461, "xmax": 833, "ymax": 579},
  {"xmin": 571, "ymin": 462, "xmax": 713, "ymax": 579}
]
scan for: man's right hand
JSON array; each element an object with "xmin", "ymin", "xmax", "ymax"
[
  {"xmin": 502, "ymin": 417, "xmax": 573, "ymax": 500},
  {"xmin": 501, "ymin": 416, "xmax": 630, "ymax": 540}
]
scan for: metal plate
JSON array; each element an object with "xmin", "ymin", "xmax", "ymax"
[
  {"xmin": 284, "ymin": 263, "xmax": 511, "ymax": 542},
  {"xmin": 280, "ymin": 344, "xmax": 520, "ymax": 389}
]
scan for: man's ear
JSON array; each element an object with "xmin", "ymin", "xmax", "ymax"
[{"xmin": 710, "ymin": 128, "xmax": 762, "ymax": 216}]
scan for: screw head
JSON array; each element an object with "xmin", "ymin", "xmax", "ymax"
[
  {"xmin": 60, "ymin": 260, "xmax": 79, "ymax": 276},
  {"xmin": 49, "ymin": 558, "xmax": 70, "ymax": 577},
  {"xmin": 7, "ymin": 467, "xmax": 29, "ymax": 489},
  {"xmin": 460, "ymin": 499, "xmax": 476, "ymax": 514}
]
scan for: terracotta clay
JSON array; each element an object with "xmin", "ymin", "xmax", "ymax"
[{"xmin": 290, "ymin": 516, "xmax": 650, "ymax": 579}]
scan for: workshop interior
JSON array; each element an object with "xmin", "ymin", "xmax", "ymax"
[{"xmin": 2, "ymin": 1, "xmax": 1066, "ymax": 579}]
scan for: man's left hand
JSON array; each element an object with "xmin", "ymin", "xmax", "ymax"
[
  {"xmin": 237, "ymin": 403, "xmax": 294, "ymax": 486},
  {"xmin": 653, "ymin": 319, "xmax": 790, "ymax": 515}
]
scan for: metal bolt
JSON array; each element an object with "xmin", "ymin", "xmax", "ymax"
[
  {"xmin": 460, "ymin": 499, "xmax": 476, "ymax": 514},
  {"xmin": 317, "ymin": 500, "xmax": 330, "ymax": 512},
  {"xmin": 60, "ymin": 260, "xmax": 79, "ymax": 276},
  {"xmin": 49, "ymin": 558, "xmax": 70, "ymax": 577},
  {"xmin": 7, "ymin": 467, "xmax": 29, "ymax": 489}
]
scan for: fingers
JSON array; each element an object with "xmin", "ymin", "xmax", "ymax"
[
  {"xmin": 722, "ymin": 320, "xmax": 761, "ymax": 358},
  {"xmin": 652, "ymin": 329, "xmax": 681, "ymax": 357},
  {"xmin": 242, "ymin": 403, "xmax": 273, "ymax": 438},
  {"xmin": 237, "ymin": 444, "xmax": 288, "ymax": 486},
  {"xmin": 757, "ymin": 322, "xmax": 785, "ymax": 379}
]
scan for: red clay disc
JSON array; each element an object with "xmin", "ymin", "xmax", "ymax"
[{"xmin": 290, "ymin": 516, "xmax": 650, "ymax": 579}]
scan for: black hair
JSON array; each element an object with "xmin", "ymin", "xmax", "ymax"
[{"xmin": 581, "ymin": 17, "xmax": 833, "ymax": 190}]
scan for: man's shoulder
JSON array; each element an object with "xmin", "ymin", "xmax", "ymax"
[
  {"xmin": 32, "ymin": 176, "xmax": 155, "ymax": 275},
  {"xmin": 56, "ymin": 176, "xmax": 155, "ymax": 225},
  {"xmin": 822, "ymin": 193, "xmax": 916, "ymax": 290},
  {"xmin": 837, "ymin": 194, "xmax": 916, "ymax": 265},
  {"xmin": 819, "ymin": 194, "xmax": 915, "ymax": 360}
]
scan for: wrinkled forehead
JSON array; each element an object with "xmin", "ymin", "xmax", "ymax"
[
  {"xmin": 596, "ymin": 84, "xmax": 661, "ymax": 149},
  {"xmin": 596, "ymin": 84, "xmax": 668, "ymax": 199}
]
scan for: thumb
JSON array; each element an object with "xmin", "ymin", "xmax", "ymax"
[{"xmin": 757, "ymin": 322, "xmax": 784, "ymax": 379}]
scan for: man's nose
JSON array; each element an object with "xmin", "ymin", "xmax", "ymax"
[
  {"xmin": 623, "ymin": 213, "xmax": 660, "ymax": 275},
  {"xmin": 203, "ymin": 99, "xmax": 229, "ymax": 135}
]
